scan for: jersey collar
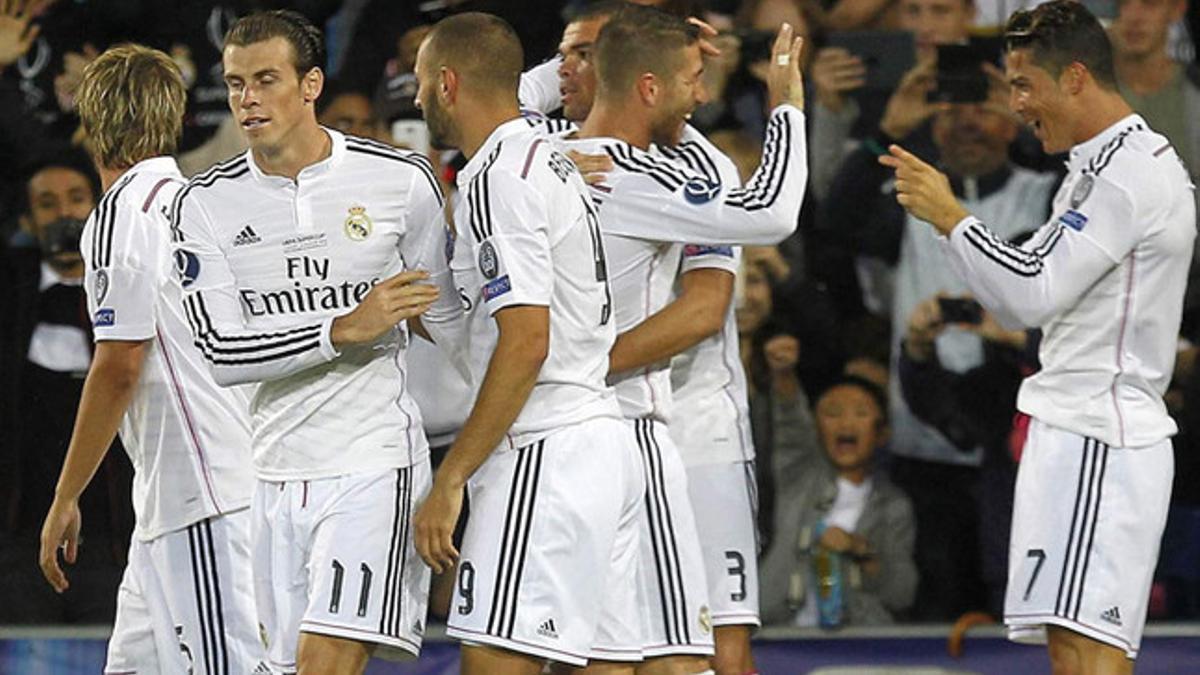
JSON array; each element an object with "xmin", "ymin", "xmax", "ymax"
[
  {"xmin": 245, "ymin": 126, "xmax": 346, "ymax": 186},
  {"xmin": 457, "ymin": 116, "xmax": 529, "ymax": 189},
  {"xmin": 1067, "ymin": 113, "xmax": 1146, "ymax": 171}
]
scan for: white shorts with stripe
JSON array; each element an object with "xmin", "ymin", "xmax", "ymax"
[
  {"xmin": 252, "ymin": 464, "xmax": 431, "ymax": 672},
  {"xmin": 633, "ymin": 418, "xmax": 715, "ymax": 657},
  {"xmin": 686, "ymin": 460, "xmax": 761, "ymax": 627},
  {"xmin": 105, "ymin": 509, "xmax": 269, "ymax": 675},
  {"xmin": 446, "ymin": 416, "xmax": 646, "ymax": 667},
  {"xmin": 1004, "ymin": 418, "xmax": 1173, "ymax": 658}
]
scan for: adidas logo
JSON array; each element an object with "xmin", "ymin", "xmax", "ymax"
[
  {"xmin": 535, "ymin": 618, "xmax": 559, "ymax": 639},
  {"xmin": 1100, "ymin": 606, "xmax": 1122, "ymax": 626},
  {"xmin": 233, "ymin": 225, "xmax": 262, "ymax": 247}
]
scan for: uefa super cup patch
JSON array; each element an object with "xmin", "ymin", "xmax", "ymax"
[
  {"xmin": 94, "ymin": 269, "xmax": 110, "ymax": 303},
  {"xmin": 174, "ymin": 249, "xmax": 201, "ymax": 287},
  {"xmin": 94, "ymin": 308, "xmax": 115, "ymax": 327},
  {"xmin": 483, "ymin": 275, "xmax": 511, "ymax": 301},
  {"xmin": 1058, "ymin": 209, "xmax": 1088, "ymax": 231},
  {"xmin": 682, "ymin": 244, "xmax": 734, "ymax": 258},
  {"xmin": 479, "ymin": 240, "xmax": 499, "ymax": 279},
  {"xmin": 683, "ymin": 177, "xmax": 720, "ymax": 204}
]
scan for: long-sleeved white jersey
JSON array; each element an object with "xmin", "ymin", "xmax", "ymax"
[
  {"xmin": 82, "ymin": 156, "xmax": 253, "ymax": 540},
  {"xmin": 171, "ymin": 130, "xmax": 462, "ymax": 480},
  {"xmin": 942, "ymin": 114, "xmax": 1196, "ymax": 448},
  {"xmin": 554, "ymin": 104, "xmax": 805, "ymax": 422},
  {"xmin": 451, "ymin": 118, "xmax": 622, "ymax": 449}
]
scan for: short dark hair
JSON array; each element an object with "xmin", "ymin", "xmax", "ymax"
[
  {"xmin": 424, "ymin": 12, "xmax": 523, "ymax": 98},
  {"xmin": 566, "ymin": 0, "xmax": 631, "ymax": 23},
  {"xmin": 1004, "ymin": 0, "xmax": 1116, "ymax": 88},
  {"xmin": 593, "ymin": 4, "xmax": 700, "ymax": 97},
  {"xmin": 224, "ymin": 10, "xmax": 326, "ymax": 76},
  {"xmin": 816, "ymin": 374, "xmax": 890, "ymax": 427},
  {"xmin": 17, "ymin": 147, "xmax": 99, "ymax": 214}
]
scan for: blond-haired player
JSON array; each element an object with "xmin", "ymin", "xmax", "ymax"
[{"xmin": 38, "ymin": 44, "xmax": 268, "ymax": 674}]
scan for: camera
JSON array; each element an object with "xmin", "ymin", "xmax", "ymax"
[
  {"xmin": 39, "ymin": 217, "xmax": 86, "ymax": 259},
  {"xmin": 938, "ymin": 297, "xmax": 983, "ymax": 325},
  {"xmin": 928, "ymin": 38, "xmax": 1002, "ymax": 104}
]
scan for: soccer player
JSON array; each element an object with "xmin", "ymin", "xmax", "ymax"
[
  {"xmin": 524, "ymin": 5, "xmax": 806, "ymax": 672},
  {"xmin": 37, "ymin": 44, "xmax": 268, "ymax": 673},
  {"xmin": 409, "ymin": 12, "xmax": 646, "ymax": 674},
  {"xmin": 880, "ymin": 2, "xmax": 1195, "ymax": 672},
  {"xmin": 171, "ymin": 11, "xmax": 462, "ymax": 674}
]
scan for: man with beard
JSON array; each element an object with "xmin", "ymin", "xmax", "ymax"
[
  {"xmin": 521, "ymin": 5, "xmax": 807, "ymax": 673},
  {"xmin": 409, "ymin": 12, "xmax": 646, "ymax": 675}
]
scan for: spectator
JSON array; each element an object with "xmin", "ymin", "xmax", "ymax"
[
  {"xmin": 899, "ymin": 294, "xmax": 1039, "ymax": 615},
  {"xmin": 821, "ymin": 74, "xmax": 1056, "ymax": 619},
  {"xmin": 759, "ymin": 374, "xmax": 918, "ymax": 626},
  {"xmin": 738, "ymin": 253, "xmax": 824, "ymax": 553},
  {"xmin": 317, "ymin": 79, "xmax": 388, "ymax": 141},
  {"xmin": 0, "ymin": 152, "xmax": 133, "ymax": 625},
  {"xmin": 808, "ymin": 0, "xmax": 976, "ymax": 201},
  {"xmin": 5, "ymin": 151, "xmax": 96, "ymax": 249}
]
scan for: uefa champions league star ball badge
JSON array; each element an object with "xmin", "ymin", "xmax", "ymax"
[
  {"xmin": 1070, "ymin": 175, "xmax": 1094, "ymax": 208},
  {"xmin": 344, "ymin": 205, "xmax": 373, "ymax": 241},
  {"xmin": 94, "ymin": 269, "xmax": 109, "ymax": 303}
]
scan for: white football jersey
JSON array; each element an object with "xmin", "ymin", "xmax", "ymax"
[
  {"xmin": 81, "ymin": 157, "xmax": 253, "ymax": 540},
  {"xmin": 171, "ymin": 130, "xmax": 462, "ymax": 480},
  {"xmin": 452, "ymin": 118, "xmax": 622, "ymax": 449},
  {"xmin": 943, "ymin": 114, "xmax": 1196, "ymax": 448},
  {"xmin": 657, "ymin": 130, "xmax": 755, "ymax": 465},
  {"xmin": 553, "ymin": 105, "xmax": 805, "ymax": 421}
]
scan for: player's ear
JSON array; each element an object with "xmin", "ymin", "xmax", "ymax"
[
  {"xmin": 302, "ymin": 67, "xmax": 324, "ymax": 104},
  {"xmin": 636, "ymin": 73, "xmax": 659, "ymax": 106},
  {"xmin": 439, "ymin": 66, "xmax": 458, "ymax": 105}
]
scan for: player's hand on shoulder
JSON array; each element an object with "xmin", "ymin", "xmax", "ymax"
[
  {"xmin": 566, "ymin": 150, "xmax": 613, "ymax": 186},
  {"xmin": 332, "ymin": 270, "xmax": 439, "ymax": 346}
]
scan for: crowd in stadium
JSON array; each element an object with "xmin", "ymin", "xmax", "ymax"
[{"xmin": 1, "ymin": 0, "xmax": 1199, "ymax": 673}]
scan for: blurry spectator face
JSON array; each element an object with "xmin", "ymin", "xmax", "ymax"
[
  {"xmin": 1112, "ymin": 0, "xmax": 1186, "ymax": 60},
  {"xmin": 815, "ymin": 383, "xmax": 887, "ymax": 474},
  {"xmin": 224, "ymin": 37, "xmax": 319, "ymax": 153},
  {"xmin": 898, "ymin": 0, "xmax": 973, "ymax": 59},
  {"xmin": 319, "ymin": 92, "xmax": 380, "ymax": 139},
  {"xmin": 558, "ymin": 17, "xmax": 608, "ymax": 122},
  {"xmin": 933, "ymin": 101, "xmax": 1017, "ymax": 177},
  {"xmin": 1005, "ymin": 48, "xmax": 1073, "ymax": 154},
  {"xmin": 650, "ymin": 43, "xmax": 707, "ymax": 147},
  {"xmin": 413, "ymin": 41, "xmax": 455, "ymax": 150},
  {"xmin": 27, "ymin": 166, "xmax": 95, "ymax": 228},
  {"xmin": 736, "ymin": 260, "xmax": 773, "ymax": 335}
]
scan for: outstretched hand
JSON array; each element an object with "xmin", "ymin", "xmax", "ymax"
[
  {"xmin": 878, "ymin": 144, "xmax": 969, "ymax": 235},
  {"xmin": 766, "ymin": 23, "xmax": 805, "ymax": 111}
]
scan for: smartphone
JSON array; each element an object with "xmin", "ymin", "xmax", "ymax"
[
  {"xmin": 938, "ymin": 297, "xmax": 983, "ymax": 324},
  {"xmin": 826, "ymin": 30, "xmax": 916, "ymax": 92},
  {"xmin": 391, "ymin": 119, "xmax": 430, "ymax": 154},
  {"xmin": 929, "ymin": 44, "xmax": 988, "ymax": 104}
]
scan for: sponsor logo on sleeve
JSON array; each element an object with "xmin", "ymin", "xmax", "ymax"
[
  {"xmin": 94, "ymin": 269, "xmax": 109, "ymax": 303},
  {"xmin": 479, "ymin": 240, "xmax": 499, "ymax": 279},
  {"xmin": 1059, "ymin": 209, "xmax": 1088, "ymax": 231},
  {"xmin": 482, "ymin": 275, "xmax": 512, "ymax": 301},
  {"xmin": 174, "ymin": 249, "xmax": 201, "ymax": 287},
  {"xmin": 94, "ymin": 308, "xmax": 115, "ymax": 327},
  {"xmin": 682, "ymin": 244, "xmax": 734, "ymax": 258},
  {"xmin": 683, "ymin": 177, "xmax": 721, "ymax": 205}
]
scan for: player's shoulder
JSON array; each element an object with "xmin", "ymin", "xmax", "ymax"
[
  {"xmin": 600, "ymin": 139, "xmax": 695, "ymax": 193},
  {"xmin": 1085, "ymin": 122, "xmax": 1186, "ymax": 200},
  {"xmin": 342, "ymin": 133, "xmax": 436, "ymax": 174},
  {"xmin": 180, "ymin": 152, "xmax": 253, "ymax": 197},
  {"xmin": 657, "ymin": 127, "xmax": 739, "ymax": 186}
]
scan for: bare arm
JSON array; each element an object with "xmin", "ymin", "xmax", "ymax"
[
  {"xmin": 609, "ymin": 268, "xmax": 732, "ymax": 376},
  {"xmin": 40, "ymin": 339, "xmax": 147, "ymax": 592},
  {"xmin": 414, "ymin": 305, "xmax": 549, "ymax": 573}
]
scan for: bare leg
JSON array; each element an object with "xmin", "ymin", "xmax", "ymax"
[
  {"xmin": 1046, "ymin": 626, "xmax": 1133, "ymax": 675},
  {"xmin": 712, "ymin": 625, "xmax": 755, "ymax": 675},
  {"xmin": 296, "ymin": 632, "xmax": 372, "ymax": 675},
  {"xmin": 636, "ymin": 654, "xmax": 714, "ymax": 675},
  {"xmin": 460, "ymin": 643, "xmax": 547, "ymax": 675}
]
